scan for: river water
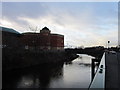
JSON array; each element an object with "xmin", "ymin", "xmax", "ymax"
[{"xmin": 3, "ymin": 54, "xmax": 95, "ymax": 88}]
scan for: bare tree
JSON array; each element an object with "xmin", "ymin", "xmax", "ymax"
[{"xmin": 28, "ymin": 25, "xmax": 40, "ymax": 33}]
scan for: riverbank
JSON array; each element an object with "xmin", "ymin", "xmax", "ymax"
[{"xmin": 3, "ymin": 49, "xmax": 79, "ymax": 71}]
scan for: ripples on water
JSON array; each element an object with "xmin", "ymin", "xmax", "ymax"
[{"xmin": 3, "ymin": 54, "xmax": 95, "ymax": 88}]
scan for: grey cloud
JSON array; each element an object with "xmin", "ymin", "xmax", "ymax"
[
  {"xmin": 2, "ymin": 2, "xmax": 48, "ymax": 18},
  {"xmin": 2, "ymin": 2, "xmax": 51, "ymax": 26}
]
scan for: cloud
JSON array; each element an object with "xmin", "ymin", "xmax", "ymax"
[
  {"xmin": 1, "ymin": 2, "xmax": 118, "ymax": 47},
  {"xmin": 0, "ymin": 17, "xmax": 27, "ymax": 33},
  {"xmin": 2, "ymin": 2, "xmax": 48, "ymax": 18}
]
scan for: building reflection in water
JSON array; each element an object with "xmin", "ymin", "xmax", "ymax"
[{"xmin": 3, "ymin": 63, "xmax": 64, "ymax": 88}]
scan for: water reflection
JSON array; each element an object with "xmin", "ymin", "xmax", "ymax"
[
  {"xmin": 65, "ymin": 61, "xmax": 73, "ymax": 65},
  {"xmin": 3, "ymin": 54, "xmax": 94, "ymax": 88},
  {"xmin": 3, "ymin": 63, "xmax": 63, "ymax": 88},
  {"xmin": 79, "ymin": 63, "xmax": 91, "ymax": 67}
]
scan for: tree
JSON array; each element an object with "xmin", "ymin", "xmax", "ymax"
[{"xmin": 28, "ymin": 25, "xmax": 40, "ymax": 33}]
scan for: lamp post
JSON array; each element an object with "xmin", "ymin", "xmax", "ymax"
[{"xmin": 108, "ymin": 41, "xmax": 110, "ymax": 49}]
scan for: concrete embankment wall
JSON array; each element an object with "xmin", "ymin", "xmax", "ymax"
[{"xmin": 3, "ymin": 49, "xmax": 78, "ymax": 71}]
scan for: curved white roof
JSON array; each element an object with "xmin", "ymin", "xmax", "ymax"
[{"xmin": 0, "ymin": 26, "xmax": 20, "ymax": 34}]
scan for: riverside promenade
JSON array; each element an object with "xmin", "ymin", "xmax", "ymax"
[
  {"xmin": 105, "ymin": 51, "xmax": 120, "ymax": 89},
  {"xmin": 89, "ymin": 51, "xmax": 120, "ymax": 89}
]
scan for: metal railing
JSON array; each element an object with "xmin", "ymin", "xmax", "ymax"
[{"xmin": 89, "ymin": 53, "xmax": 105, "ymax": 89}]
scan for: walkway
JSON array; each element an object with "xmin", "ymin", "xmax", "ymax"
[{"xmin": 105, "ymin": 52, "xmax": 120, "ymax": 89}]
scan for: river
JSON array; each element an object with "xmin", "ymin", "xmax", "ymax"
[{"xmin": 3, "ymin": 54, "xmax": 95, "ymax": 88}]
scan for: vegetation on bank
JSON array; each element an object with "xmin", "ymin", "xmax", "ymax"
[
  {"xmin": 2, "ymin": 48, "xmax": 78, "ymax": 71},
  {"xmin": 65, "ymin": 46, "xmax": 120, "ymax": 59},
  {"xmin": 3, "ymin": 46, "xmax": 120, "ymax": 71}
]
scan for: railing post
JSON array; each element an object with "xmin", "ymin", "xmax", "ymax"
[
  {"xmin": 89, "ymin": 53, "xmax": 105, "ymax": 89},
  {"xmin": 91, "ymin": 59, "xmax": 95, "ymax": 81}
]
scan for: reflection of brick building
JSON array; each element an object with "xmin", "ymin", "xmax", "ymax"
[{"xmin": 21, "ymin": 27, "xmax": 64, "ymax": 50}]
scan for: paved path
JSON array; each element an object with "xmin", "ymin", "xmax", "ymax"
[
  {"xmin": 117, "ymin": 53, "xmax": 120, "ymax": 90},
  {"xmin": 105, "ymin": 52, "xmax": 119, "ymax": 89}
]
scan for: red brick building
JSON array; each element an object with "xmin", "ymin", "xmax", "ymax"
[{"xmin": 21, "ymin": 27, "xmax": 64, "ymax": 50}]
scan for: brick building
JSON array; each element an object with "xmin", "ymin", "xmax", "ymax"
[
  {"xmin": 21, "ymin": 27, "xmax": 64, "ymax": 50},
  {"xmin": 1, "ymin": 26, "xmax": 64, "ymax": 51}
]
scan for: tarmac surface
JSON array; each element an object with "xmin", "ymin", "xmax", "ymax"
[{"xmin": 105, "ymin": 52, "xmax": 120, "ymax": 89}]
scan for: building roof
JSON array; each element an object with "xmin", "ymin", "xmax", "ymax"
[
  {"xmin": 22, "ymin": 32, "xmax": 40, "ymax": 35},
  {"xmin": 0, "ymin": 26, "xmax": 21, "ymax": 34},
  {"xmin": 40, "ymin": 27, "xmax": 51, "ymax": 34},
  {"xmin": 51, "ymin": 33, "xmax": 64, "ymax": 37},
  {"xmin": 42, "ymin": 27, "xmax": 50, "ymax": 30}
]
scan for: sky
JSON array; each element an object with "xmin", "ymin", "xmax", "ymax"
[{"xmin": 0, "ymin": 2, "xmax": 118, "ymax": 48}]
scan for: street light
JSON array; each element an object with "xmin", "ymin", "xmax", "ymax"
[{"xmin": 108, "ymin": 41, "xmax": 110, "ymax": 49}]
